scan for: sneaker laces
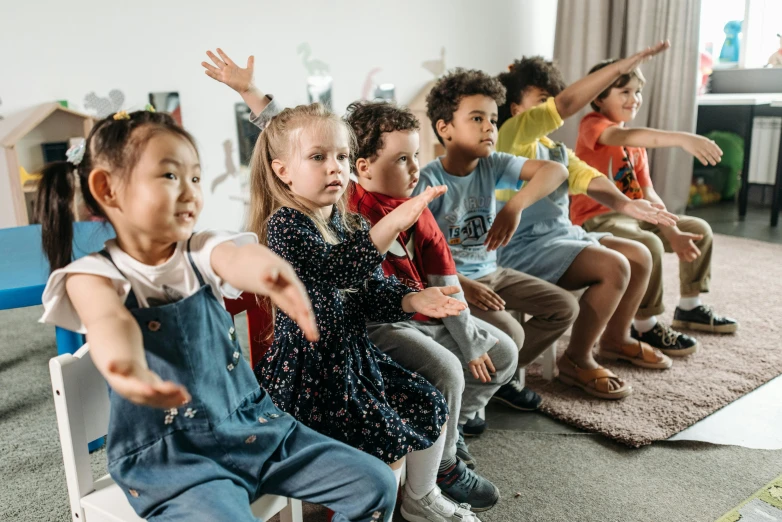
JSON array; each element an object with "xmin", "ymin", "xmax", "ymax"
[
  {"xmin": 507, "ymin": 377, "xmax": 525, "ymax": 393},
  {"xmin": 656, "ymin": 322, "xmax": 681, "ymax": 347}
]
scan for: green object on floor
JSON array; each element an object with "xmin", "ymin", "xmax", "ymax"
[
  {"xmin": 716, "ymin": 473, "xmax": 782, "ymax": 522},
  {"xmin": 706, "ymin": 130, "xmax": 744, "ymax": 199}
]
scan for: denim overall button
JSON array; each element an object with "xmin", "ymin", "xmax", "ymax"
[
  {"xmin": 129, "ymin": 489, "xmax": 140, "ymax": 498},
  {"xmin": 148, "ymin": 320, "xmax": 161, "ymax": 332}
]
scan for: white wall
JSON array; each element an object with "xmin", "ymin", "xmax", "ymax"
[{"xmin": 0, "ymin": 0, "xmax": 557, "ymax": 230}]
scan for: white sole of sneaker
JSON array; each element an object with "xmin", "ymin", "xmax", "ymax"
[
  {"xmin": 659, "ymin": 340, "xmax": 700, "ymax": 357},
  {"xmin": 671, "ymin": 319, "xmax": 738, "ymax": 334},
  {"xmin": 489, "ymin": 395, "xmax": 541, "ymax": 411},
  {"xmin": 441, "ymin": 490, "xmax": 498, "ymax": 513}
]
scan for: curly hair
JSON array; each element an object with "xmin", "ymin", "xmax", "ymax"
[
  {"xmin": 426, "ymin": 68, "xmax": 506, "ymax": 145},
  {"xmin": 496, "ymin": 56, "xmax": 567, "ymax": 126},
  {"xmin": 588, "ymin": 59, "xmax": 646, "ymax": 111},
  {"xmin": 344, "ymin": 100, "xmax": 420, "ymax": 169}
]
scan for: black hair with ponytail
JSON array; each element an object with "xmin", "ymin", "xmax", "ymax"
[{"xmin": 35, "ymin": 110, "xmax": 197, "ymax": 271}]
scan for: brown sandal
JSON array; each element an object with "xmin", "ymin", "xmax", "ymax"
[
  {"xmin": 599, "ymin": 340, "xmax": 672, "ymax": 369},
  {"xmin": 557, "ymin": 354, "xmax": 632, "ymax": 400}
]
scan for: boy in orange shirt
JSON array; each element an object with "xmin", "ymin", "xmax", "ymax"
[{"xmin": 573, "ymin": 60, "xmax": 738, "ymax": 350}]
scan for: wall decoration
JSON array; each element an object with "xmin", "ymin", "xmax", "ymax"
[
  {"xmin": 83, "ymin": 89, "xmax": 125, "ymax": 118},
  {"xmin": 361, "ymin": 68, "xmax": 395, "ymax": 102},
  {"xmin": 210, "ymin": 139, "xmax": 238, "ymax": 194},
  {"xmin": 298, "ymin": 42, "xmax": 333, "ymax": 109},
  {"xmin": 148, "ymin": 91, "xmax": 182, "ymax": 125},
  {"xmin": 422, "ymin": 47, "xmax": 447, "ymax": 78}
]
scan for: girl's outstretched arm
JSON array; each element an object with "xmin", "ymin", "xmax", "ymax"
[
  {"xmin": 211, "ymin": 242, "xmax": 319, "ymax": 342},
  {"xmin": 66, "ymin": 274, "xmax": 190, "ymax": 409}
]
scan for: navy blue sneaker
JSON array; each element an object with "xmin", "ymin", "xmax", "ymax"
[
  {"xmin": 490, "ymin": 378, "xmax": 542, "ymax": 411},
  {"xmin": 461, "ymin": 416, "xmax": 486, "ymax": 438},
  {"xmin": 437, "ymin": 459, "xmax": 499, "ymax": 512}
]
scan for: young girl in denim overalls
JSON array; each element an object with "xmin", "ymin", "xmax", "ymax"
[{"xmin": 37, "ymin": 109, "xmax": 396, "ymax": 522}]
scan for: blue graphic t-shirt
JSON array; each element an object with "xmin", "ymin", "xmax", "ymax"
[{"xmin": 414, "ymin": 152, "xmax": 526, "ymax": 279}]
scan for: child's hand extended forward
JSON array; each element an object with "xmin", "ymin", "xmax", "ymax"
[
  {"xmin": 619, "ymin": 199, "xmax": 678, "ymax": 227},
  {"xmin": 682, "ymin": 134, "xmax": 723, "ymax": 166},
  {"xmin": 370, "ymin": 186, "xmax": 447, "ymax": 254},
  {"xmin": 106, "ymin": 360, "xmax": 191, "ymax": 409},
  {"xmin": 402, "ymin": 286, "xmax": 467, "ymax": 318},
  {"xmin": 615, "ymin": 40, "xmax": 671, "ymax": 74}
]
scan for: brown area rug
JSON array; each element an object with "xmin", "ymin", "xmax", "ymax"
[{"xmin": 524, "ymin": 233, "xmax": 782, "ymax": 447}]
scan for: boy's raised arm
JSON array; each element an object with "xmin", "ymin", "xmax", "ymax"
[{"xmin": 554, "ymin": 40, "xmax": 670, "ymax": 120}]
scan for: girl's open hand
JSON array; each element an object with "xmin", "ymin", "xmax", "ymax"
[
  {"xmin": 402, "ymin": 286, "xmax": 466, "ymax": 318},
  {"xmin": 258, "ymin": 257, "xmax": 319, "ymax": 342},
  {"xmin": 106, "ymin": 360, "xmax": 191, "ymax": 409},
  {"xmin": 202, "ymin": 48, "xmax": 255, "ymax": 94}
]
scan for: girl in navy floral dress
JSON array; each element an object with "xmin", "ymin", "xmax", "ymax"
[{"xmin": 247, "ymin": 103, "xmax": 481, "ymax": 522}]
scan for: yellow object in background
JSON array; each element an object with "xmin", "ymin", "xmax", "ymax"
[{"xmin": 19, "ymin": 166, "xmax": 41, "ymax": 188}]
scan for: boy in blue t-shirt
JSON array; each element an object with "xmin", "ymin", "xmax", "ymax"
[{"xmin": 414, "ymin": 68, "xmax": 576, "ymax": 411}]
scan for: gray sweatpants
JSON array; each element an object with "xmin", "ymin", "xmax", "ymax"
[{"xmin": 367, "ymin": 317, "xmax": 517, "ymax": 462}]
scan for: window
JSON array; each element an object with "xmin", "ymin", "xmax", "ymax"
[{"xmin": 699, "ymin": 0, "xmax": 782, "ymax": 69}]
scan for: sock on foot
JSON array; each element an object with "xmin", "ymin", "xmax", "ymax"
[
  {"xmin": 633, "ymin": 316, "xmax": 658, "ymax": 333},
  {"xmin": 678, "ymin": 296, "xmax": 702, "ymax": 311},
  {"xmin": 438, "ymin": 456, "xmax": 458, "ymax": 475}
]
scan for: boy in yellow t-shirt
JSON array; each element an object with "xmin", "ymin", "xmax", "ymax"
[{"xmin": 488, "ymin": 45, "xmax": 699, "ymax": 400}]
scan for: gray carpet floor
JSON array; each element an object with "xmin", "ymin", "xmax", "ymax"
[{"xmin": 2, "ymin": 305, "xmax": 781, "ymax": 522}]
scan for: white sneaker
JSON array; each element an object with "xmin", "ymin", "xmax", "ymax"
[{"xmin": 400, "ymin": 485, "xmax": 481, "ymax": 522}]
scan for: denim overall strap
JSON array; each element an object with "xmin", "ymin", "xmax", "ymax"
[
  {"xmin": 97, "ymin": 249, "xmax": 139, "ymax": 309},
  {"xmin": 185, "ymin": 236, "xmax": 207, "ymax": 288}
]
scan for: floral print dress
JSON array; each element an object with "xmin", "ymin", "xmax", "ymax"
[{"xmin": 257, "ymin": 207, "xmax": 449, "ymax": 464}]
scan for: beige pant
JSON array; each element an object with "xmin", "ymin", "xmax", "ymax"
[
  {"xmin": 470, "ymin": 267, "xmax": 579, "ymax": 368},
  {"xmin": 583, "ymin": 212, "xmax": 713, "ymax": 318}
]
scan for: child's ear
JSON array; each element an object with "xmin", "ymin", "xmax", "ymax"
[
  {"xmin": 355, "ymin": 158, "xmax": 372, "ymax": 180},
  {"xmin": 510, "ymin": 102, "xmax": 522, "ymax": 117},
  {"xmin": 88, "ymin": 169, "xmax": 118, "ymax": 209},
  {"xmin": 435, "ymin": 119, "xmax": 452, "ymax": 143},
  {"xmin": 271, "ymin": 159, "xmax": 291, "ymax": 185}
]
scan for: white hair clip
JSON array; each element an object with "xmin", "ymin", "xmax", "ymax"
[{"xmin": 66, "ymin": 140, "xmax": 85, "ymax": 166}]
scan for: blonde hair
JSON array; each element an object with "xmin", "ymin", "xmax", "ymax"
[{"xmin": 247, "ymin": 103, "xmax": 362, "ymax": 246}]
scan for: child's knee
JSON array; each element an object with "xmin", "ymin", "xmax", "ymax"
[
  {"xmin": 430, "ymin": 349, "xmax": 466, "ymax": 395},
  {"xmin": 491, "ymin": 331, "xmax": 519, "ymax": 384},
  {"xmin": 605, "ymin": 250, "xmax": 632, "ymax": 290},
  {"xmin": 554, "ymin": 290, "xmax": 580, "ymax": 326}
]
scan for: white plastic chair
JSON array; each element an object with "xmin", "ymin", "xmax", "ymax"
[{"xmin": 50, "ymin": 344, "xmax": 303, "ymax": 522}]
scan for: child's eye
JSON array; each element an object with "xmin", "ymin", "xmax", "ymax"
[
  {"xmin": 192, "ymin": 176, "xmax": 200, "ymax": 183},
  {"xmin": 311, "ymin": 154, "xmax": 324, "ymax": 161},
  {"xmin": 491, "ymin": 120, "xmax": 498, "ymax": 127},
  {"xmin": 164, "ymin": 172, "xmax": 176, "ymax": 180},
  {"xmin": 473, "ymin": 116, "xmax": 483, "ymax": 122},
  {"xmin": 398, "ymin": 156, "xmax": 407, "ymax": 162},
  {"xmin": 337, "ymin": 154, "xmax": 348, "ymax": 161}
]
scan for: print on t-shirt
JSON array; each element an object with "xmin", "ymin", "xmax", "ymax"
[{"xmin": 611, "ymin": 148, "xmax": 644, "ymax": 200}]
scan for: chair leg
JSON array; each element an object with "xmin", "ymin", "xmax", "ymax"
[
  {"xmin": 279, "ymin": 498, "xmax": 303, "ymax": 522},
  {"xmin": 541, "ymin": 344, "xmax": 557, "ymax": 381}
]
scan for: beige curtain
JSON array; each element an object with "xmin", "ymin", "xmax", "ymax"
[{"xmin": 552, "ymin": 0, "xmax": 702, "ymax": 214}]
